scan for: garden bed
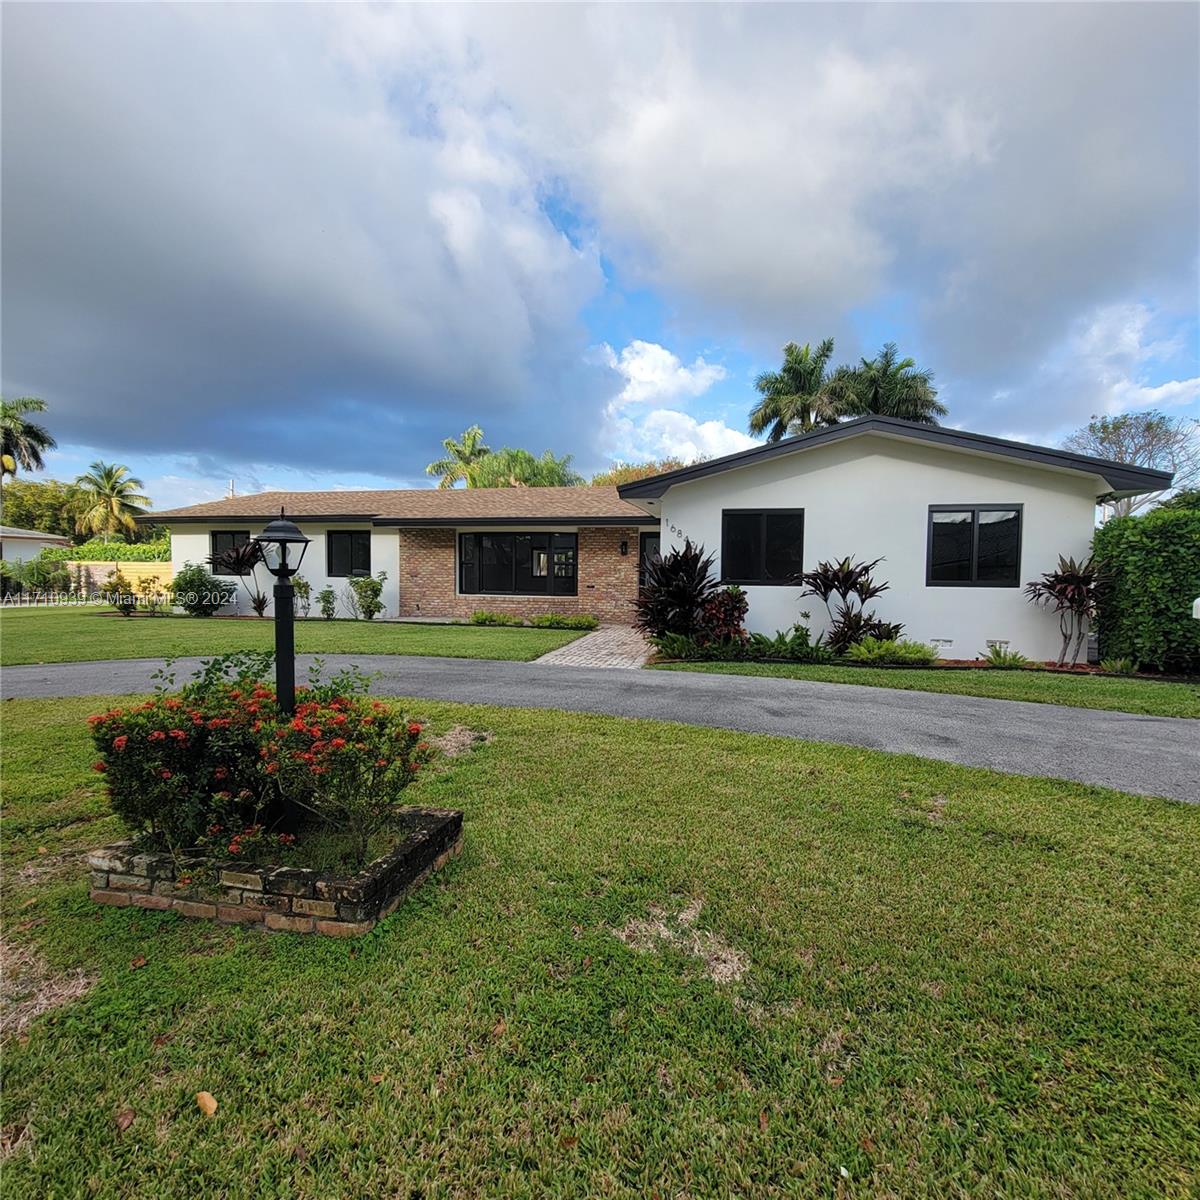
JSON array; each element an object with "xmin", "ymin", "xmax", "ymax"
[{"xmin": 87, "ymin": 806, "xmax": 463, "ymax": 936}]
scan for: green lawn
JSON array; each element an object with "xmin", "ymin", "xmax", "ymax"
[
  {"xmin": 2, "ymin": 696, "xmax": 1197, "ymax": 1197},
  {"xmin": 0, "ymin": 606, "xmax": 582, "ymax": 666},
  {"xmin": 654, "ymin": 660, "xmax": 1200, "ymax": 719}
]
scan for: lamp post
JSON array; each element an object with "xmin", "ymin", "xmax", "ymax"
[{"xmin": 253, "ymin": 511, "xmax": 310, "ymax": 716}]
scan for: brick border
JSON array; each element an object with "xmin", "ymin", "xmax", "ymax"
[{"xmin": 87, "ymin": 808, "xmax": 463, "ymax": 936}]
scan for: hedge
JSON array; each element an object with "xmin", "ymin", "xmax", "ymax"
[
  {"xmin": 1092, "ymin": 507, "xmax": 1200, "ymax": 673},
  {"xmin": 38, "ymin": 536, "xmax": 170, "ymax": 563}
]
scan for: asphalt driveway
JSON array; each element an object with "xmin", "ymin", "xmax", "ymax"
[{"xmin": 3, "ymin": 654, "xmax": 1196, "ymax": 803}]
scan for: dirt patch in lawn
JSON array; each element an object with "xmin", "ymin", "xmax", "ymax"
[
  {"xmin": 613, "ymin": 897, "xmax": 749, "ymax": 984},
  {"xmin": 428, "ymin": 725, "xmax": 493, "ymax": 757},
  {"xmin": 0, "ymin": 938, "xmax": 96, "ymax": 1040}
]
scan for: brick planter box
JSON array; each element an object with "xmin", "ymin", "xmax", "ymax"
[{"xmin": 87, "ymin": 807, "xmax": 463, "ymax": 937}]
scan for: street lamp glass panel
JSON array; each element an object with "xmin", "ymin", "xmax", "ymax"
[{"xmin": 253, "ymin": 514, "xmax": 310, "ymax": 579}]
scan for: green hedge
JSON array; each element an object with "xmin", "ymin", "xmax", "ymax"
[
  {"xmin": 38, "ymin": 537, "xmax": 170, "ymax": 562},
  {"xmin": 1092, "ymin": 508, "xmax": 1200, "ymax": 673}
]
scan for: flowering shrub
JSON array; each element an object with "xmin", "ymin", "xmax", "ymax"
[{"xmin": 89, "ymin": 654, "xmax": 431, "ymax": 862}]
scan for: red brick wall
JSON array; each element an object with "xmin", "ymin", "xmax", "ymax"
[{"xmin": 396, "ymin": 526, "xmax": 643, "ymax": 624}]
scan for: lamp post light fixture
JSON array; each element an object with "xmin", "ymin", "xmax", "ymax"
[{"xmin": 253, "ymin": 510, "xmax": 310, "ymax": 715}]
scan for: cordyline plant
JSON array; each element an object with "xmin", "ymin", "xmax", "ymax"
[
  {"xmin": 633, "ymin": 539, "xmax": 719, "ymax": 638},
  {"xmin": 1025, "ymin": 555, "xmax": 1102, "ymax": 667},
  {"xmin": 798, "ymin": 556, "xmax": 902, "ymax": 655},
  {"xmin": 207, "ymin": 541, "xmax": 270, "ymax": 616}
]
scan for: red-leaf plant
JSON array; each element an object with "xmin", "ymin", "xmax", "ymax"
[{"xmin": 1024, "ymin": 555, "xmax": 1102, "ymax": 667}]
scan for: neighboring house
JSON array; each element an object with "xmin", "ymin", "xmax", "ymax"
[
  {"xmin": 0, "ymin": 524, "xmax": 71, "ymax": 563},
  {"xmin": 150, "ymin": 487, "xmax": 657, "ymax": 623},
  {"xmin": 618, "ymin": 417, "xmax": 1170, "ymax": 661}
]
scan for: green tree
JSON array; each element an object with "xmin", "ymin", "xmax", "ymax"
[
  {"xmin": 0, "ymin": 478, "xmax": 83, "ymax": 538},
  {"xmin": 73, "ymin": 461, "xmax": 152, "ymax": 541},
  {"xmin": 834, "ymin": 343, "xmax": 945, "ymax": 425},
  {"xmin": 426, "ymin": 424, "xmax": 491, "ymax": 489},
  {"xmin": 591, "ymin": 458, "xmax": 689, "ymax": 486},
  {"xmin": 1, "ymin": 397, "xmax": 57, "ymax": 499},
  {"xmin": 748, "ymin": 338, "xmax": 846, "ymax": 441},
  {"xmin": 470, "ymin": 447, "xmax": 583, "ymax": 488}
]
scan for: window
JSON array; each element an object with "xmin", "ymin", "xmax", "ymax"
[
  {"xmin": 326, "ymin": 530, "xmax": 372, "ymax": 577},
  {"xmin": 209, "ymin": 530, "xmax": 250, "ymax": 575},
  {"xmin": 459, "ymin": 532, "xmax": 577, "ymax": 596},
  {"xmin": 720, "ymin": 509, "xmax": 804, "ymax": 585},
  {"xmin": 927, "ymin": 506, "xmax": 1022, "ymax": 587}
]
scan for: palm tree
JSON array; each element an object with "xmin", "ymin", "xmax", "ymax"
[
  {"xmin": 1, "ymin": 396, "xmax": 57, "ymax": 484},
  {"xmin": 73, "ymin": 461, "xmax": 152, "ymax": 541},
  {"xmin": 426, "ymin": 425, "xmax": 491, "ymax": 488},
  {"xmin": 748, "ymin": 339, "xmax": 848, "ymax": 442},
  {"xmin": 835, "ymin": 343, "xmax": 946, "ymax": 425}
]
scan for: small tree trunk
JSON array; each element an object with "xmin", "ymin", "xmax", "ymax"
[{"xmin": 1070, "ymin": 618, "xmax": 1088, "ymax": 667}]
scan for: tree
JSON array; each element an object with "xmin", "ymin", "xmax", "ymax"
[
  {"xmin": 426, "ymin": 425, "xmax": 491, "ymax": 489},
  {"xmin": 72, "ymin": 461, "xmax": 152, "ymax": 541},
  {"xmin": 748, "ymin": 338, "xmax": 847, "ymax": 441},
  {"xmin": 0, "ymin": 478, "xmax": 83, "ymax": 538},
  {"xmin": 834, "ymin": 343, "xmax": 946, "ymax": 424},
  {"xmin": 590, "ymin": 458, "xmax": 689, "ymax": 486},
  {"xmin": 470, "ymin": 447, "xmax": 583, "ymax": 488},
  {"xmin": 1062, "ymin": 411, "xmax": 1200, "ymax": 518},
  {"xmin": 1, "ymin": 397, "xmax": 57, "ymax": 496}
]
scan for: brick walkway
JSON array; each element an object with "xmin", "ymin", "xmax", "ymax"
[{"xmin": 532, "ymin": 625, "xmax": 651, "ymax": 669}]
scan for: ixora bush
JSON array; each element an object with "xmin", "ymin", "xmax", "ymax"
[
  {"xmin": 799, "ymin": 557, "xmax": 903, "ymax": 655},
  {"xmin": 86, "ymin": 654, "xmax": 463, "ymax": 936},
  {"xmin": 1092, "ymin": 507, "xmax": 1200, "ymax": 673},
  {"xmin": 169, "ymin": 562, "xmax": 236, "ymax": 617}
]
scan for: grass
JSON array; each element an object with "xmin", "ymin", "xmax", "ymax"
[
  {"xmin": 2, "ymin": 697, "xmax": 1198, "ymax": 1196},
  {"xmin": 654, "ymin": 660, "xmax": 1200, "ymax": 718},
  {"xmin": 0, "ymin": 606, "xmax": 583, "ymax": 666}
]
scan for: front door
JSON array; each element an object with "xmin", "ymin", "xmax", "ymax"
[{"xmin": 639, "ymin": 532, "xmax": 660, "ymax": 590}]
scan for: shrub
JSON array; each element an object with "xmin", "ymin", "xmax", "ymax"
[
  {"xmin": 136, "ymin": 573, "xmax": 167, "ymax": 615},
  {"xmin": 169, "ymin": 563, "xmax": 236, "ymax": 617},
  {"xmin": 38, "ymin": 536, "xmax": 170, "ymax": 562},
  {"xmin": 1092, "ymin": 508, "xmax": 1200, "ymax": 673},
  {"xmin": 292, "ymin": 575, "xmax": 312, "ymax": 618},
  {"xmin": 652, "ymin": 622, "xmax": 831, "ymax": 664},
  {"xmin": 207, "ymin": 541, "xmax": 270, "ymax": 616},
  {"xmin": 799, "ymin": 556, "xmax": 901, "ymax": 654},
  {"xmin": 316, "ymin": 587, "xmax": 338, "ymax": 620},
  {"xmin": 470, "ymin": 610, "xmax": 524, "ymax": 626},
  {"xmin": 1024, "ymin": 555, "xmax": 1101, "ymax": 668},
  {"xmin": 633, "ymin": 539, "xmax": 719, "ymax": 638},
  {"xmin": 847, "ymin": 637, "xmax": 937, "ymax": 665},
  {"xmin": 0, "ymin": 557, "xmax": 71, "ymax": 596},
  {"xmin": 745, "ymin": 623, "xmax": 833, "ymax": 663},
  {"xmin": 104, "ymin": 569, "xmax": 137, "ymax": 616},
  {"xmin": 344, "ymin": 570, "xmax": 388, "ymax": 620},
  {"xmin": 980, "ymin": 644, "xmax": 1029, "ymax": 669},
  {"xmin": 527, "ymin": 613, "xmax": 600, "ymax": 630},
  {"xmin": 696, "ymin": 586, "xmax": 749, "ymax": 644},
  {"xmin": 1099, "ymin": 656, "xmax": 1137, "ymax": 675}
]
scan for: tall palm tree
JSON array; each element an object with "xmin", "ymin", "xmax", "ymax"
[
  {"xmin": 836, "ymin": 343, "xmax": 946, "ymax": 425},
  {"xmin": 748, "ymin": 339, "xmax": 847, "ymax": 442},
  {"xmin": 426, "ymin": 425, "xmax": 491, "ymax": 488},
  {"xmin": 73, "ymin": 461, "xmax": 152, "ymax": 541},
  {"xmin": 1, "ymin": 396, "xmax": 57, "ymax": 482}
]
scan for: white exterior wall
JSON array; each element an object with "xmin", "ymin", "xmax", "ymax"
[
  {"xmin": 1, "ymin": 535, "xmax": 70, "ymax": 563},
  {"xmin": 170, "ymin": 525, "xmax": 399, "ymax": 618},
  {"xmin": 658, "ymin": 434, "xmax": 1101, "ymax": 661}
]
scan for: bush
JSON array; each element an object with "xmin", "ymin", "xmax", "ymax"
[
  {"xmin": 316, "ymin": 587, "xmax": 338, "ymax": 620},
  {"xmin": 1099, "ymin": 656, "xmax": 1137, "ymax": 675},
  {"xmin": 292, "ymin": 575, "xmax": 312, "ymax": 618},
  {"xmin": 799, "ymin": 556, "xmax": 902, "ymax": 654},
  {"xmin": 89, "ymin": 653, "xmax": 431, "ymax": 863},
  {"xmin": 104, "ymin": 569, "xmax": 137, "ymax": 616},
  {"xmin": 169, "ymin": 562, "xmax": 236, "ymax": 617},
  {"xmin": 39, "ymin": 536, "xmax": 170, "ymax": 562},
  {"xmin": 652, "ymin": 622, "xmax": 831, "ymax": 664},
  {"xmin": 1093, "ymin": 508, "xmax": 1200, "ymax": 673},
  {"xmin": 846, "ymin": 637, "xmax": 937, "ymax": 665},
  {"xmin": 980, "ymin": 644, "xmax": 1029, "ymax": 669},
  {"xmin": 696, "ymin": 586, "xmax": 749, "ymax": 644},
  {"xmin": 634, "ymin": 539, "xmax": 719, "ymax": 638},
  {"xmin": 0, "ymin": 557, "xmax": 71, "ymax": 596},
  {"xmin": 527, "ymin": 613, "xmax": 600, "ymax": 630},
  {"xmin": 470, "ymin": 610, "xmax": 524, "ymax": 626},
  {"xmin": 344, "ymin": 571, "xmax": 388, "ymax": 620}
]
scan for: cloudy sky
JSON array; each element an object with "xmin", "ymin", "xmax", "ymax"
[{"xmin": 3, "ymin": 3, "xmax": 1197, "ymax": 510}]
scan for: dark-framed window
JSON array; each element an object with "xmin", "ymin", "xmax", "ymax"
[
  {"xmin": 326, "ymin": 530, "xmax": 372, "ymax": 577},
  {"xmin": 927, "ymin": 505, "xmax": 1022, "ymax": 587},
  {"xmin": 210, "ymin": 530, "xmax": 250, "ymax": 575},
  {"xmin": 720, "ymin": 509, "xmax": 804, "ymax": 585},
  {"xmin": 459, "ymin": 532, "xmax": 577, "ymax": 596}
]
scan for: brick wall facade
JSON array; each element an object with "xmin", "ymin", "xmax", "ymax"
[{"xmin": 396, "ymin": 525, "xmax": 645, "ymax": 624}]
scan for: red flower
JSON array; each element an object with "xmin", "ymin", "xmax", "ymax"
[
  {"xmin": 375, "ymin": 758, "xmax": 388, "ymax": 768},
  {"xmin": 277, "ymin": 832, "xmax": 296, "ymax": 845},
  {"xmin": 332, "ymin": 714, "xmax": 347, "ymax": 726},
  {"xmin": 207, "ymin": 824, "xmax": 224, "ymax": 835},
  {"xmin": 228, "ymin": 841, "xmax": 242, "ymax": 855},
  {"xmin": 164, "ymin": 698, "xmax": 182, "ymax": 710},
  {"xmin": 168, "ymin": 729, "xmax": 187, "ymax": 741},
  {"xmin": 408, "ymin": 723, "xmax": 422, "ymax": 736},
  {"xmin": 113, "ymin": 735, "xmax": 129, "ymax": 752},
  {"xmin": 87, "ymin": 714, "xmax": 105, "ymax": 727},
  {"xmin": 229, "ymin": 689, "xmax": 242, "ymax": 700},
  {"xmin": 291, "ymin": 718, "xmax": 307, "ymax": 732},
  {"xmin": 160, "ymin": 769, "xmax": 172, "ymax": 780},
  {"xmin": 148, "ymin": 730, "xmax": 167, "ymax": 742},
  {"xmin": 92, "ymin": 760, "xmax": 107, "ymax": 773},
  {"xmin": 330, "ymin": 738, "xmax": 347, "ymax": 750},
  {"xmin": 214, "ymin": 766, "xmax": 228, "ymax": 780},
  {"xmin": 266, "ymin": 761, "xmax": 279, "ymax": 775}
]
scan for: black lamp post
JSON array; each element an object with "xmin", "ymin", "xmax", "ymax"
[{"xmin": 253, "ymin": 510, "xmax": 310, "ymax": 716}]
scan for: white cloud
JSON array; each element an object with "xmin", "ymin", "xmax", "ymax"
[
  {"xmin": 625, "ymin": 409, "xmax": 758, "ymax": 464},
  {"xmin": 602, "ymin": 340, "xmax": 726, "ymax": 408}
]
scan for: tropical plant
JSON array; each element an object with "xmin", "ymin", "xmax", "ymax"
[
  {"xmin": 749, "ymin": 339, "xmax": 847, "ymax": 441},
  {"xmin": 651, "ymin": 622, "xmax": 831, "ymax": 664},
  {"xmin": 799, "ymin": 556, "xmax": 901, "ymax": 654},
  {"xmin": 169, "ymin": 562, "xmax": 236, "ymax": 617},
  {"xmin": 469, "ymin": 447, "xmax": 583, "ymax": 488},
  {"xmin": 633, "ymin": 539, "xmax": 720, "ymax": 638},
  {"xmin": 345, "ymin": 571, "xmax": 388, "ymax": 620},
  {"xmin": 590, "ymin": 459, "xmax": 689, "ymax": 486},
  {"xmin": 207, "ymin": 540, "xmax": 270, "ymax": 616},
  {"xmin": 104, "ymin": 569, "xmax": 137, "ymax": 616},
  {"xmin": 833, "ymin": 343, "xmax": 946, "ymax": 424},
  {"xmin": 0, "ymin": 557, "xmax": 71, "ymax": 597},
  {"xmin": 980, "ymin": 644, "xmax": 1030, "ymax": 669},
  {"xmin": 0, "ymin": 396, "xmax": 56, "ymax": 485},
  {"xmin": 847, "ymin": 637, "xmax": 938, "ymax": 665},
  {"xmin": 72, "ymin": 461, "xmax": 151, "ymax": 541},
  {"xmin": 316, "ymin": 587, "xmax": 338, "ymax": 620},
  {"xmin": 426, "ymin": 424, "xmax": 491, "ymax": 488},
  {"xmin": 696, "ymin": 586, "xmax": 749, "ymax": 644},
  {"xmin": 292, "ymin": 575, "xmax": 312, "ymax": 618},
  {"xmin": 1099, "ymin": 657, "xmax": 1137, "ymax": 675},
  {"xmin": 1024, "ymin": 555, "xmax": 1101, "ymax": 668}
]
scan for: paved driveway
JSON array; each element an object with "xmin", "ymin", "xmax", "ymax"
[{"xmin": 3, "ymin": 655, "xmax": 1196, "ymax": 803}]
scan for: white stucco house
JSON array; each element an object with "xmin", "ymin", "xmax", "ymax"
[
  {"xmin": 0, "ymin": 524, "xmax": 71, "ymax": 563},
  {"xmin": 618, "ymin": 417, "xmax": 1171, "ymax": 661}
]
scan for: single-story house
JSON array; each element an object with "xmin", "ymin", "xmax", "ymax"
[
  {"xmin": 151, "ymin": 487, "xmax": 658, "ymax": 623},
  {"xmin": 617, "ymin": 416, "xmax": 1170, "ymax": 660},
  {"xmin": 0, "ymin": 524, "xmax": 72, "ymax": 563}
]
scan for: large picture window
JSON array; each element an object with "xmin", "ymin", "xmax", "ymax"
[
  {"xmin": 209, "ymin": 530, "xmax": 250, "ymax": 575},
  {"xmin": 326, "ymin": 530, "xmax": 372, "ymax": 577},
  {"xmin": 720, "ymin": 509, "xmax": 804, "ymax": 585},
  {"xmin": 927, "ymin": 505, "xmax": 1022, "ymax": 587},
  {"xmin": 459, "ymin": 532, "xmax": 577, "ymax": 596}
]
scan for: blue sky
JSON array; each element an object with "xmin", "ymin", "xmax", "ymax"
[{"xmin": 2, "ymin": 3, "xmax": 1197, "ymax": 511}]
